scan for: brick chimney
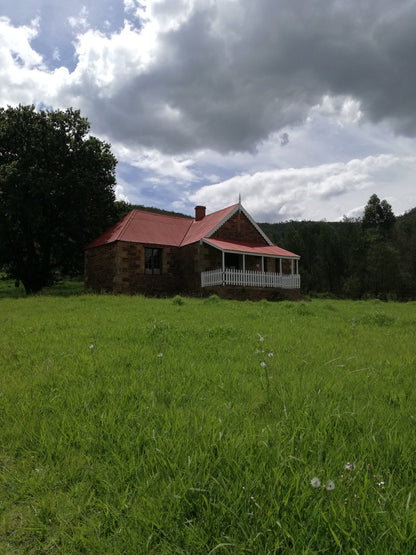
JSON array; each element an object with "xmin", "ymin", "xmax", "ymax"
[{"xmin": 195, "ymin": 205, "xmax": 206, "ymax": 221}]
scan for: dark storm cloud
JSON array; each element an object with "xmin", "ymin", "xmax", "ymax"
[
  {"xmin": 82, "ymin": 0, "xmax": 416, "ymax": 155},
  {"xmin": 280, "ymin": 133, "xmax": 289, "ymax": 147},
  {"xmin": 4, "ymin": 0, "xmax": 416, "ymax": 155}
]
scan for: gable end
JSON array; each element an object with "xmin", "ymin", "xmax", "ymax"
[{"xmin": 207, "ymin": 205, "xmax": 273, "ymax": 245}]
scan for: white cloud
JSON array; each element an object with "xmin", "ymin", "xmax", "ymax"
[
  {"xmin": 0, "ymin": 17, "xmax": 71, "ymax": 107},
  {"xmin": 189, "ymin": 155, "xmax": 416, "ymax": 222},
  {"xmin": 0, "ymin": 16, "xmax": 42, "ymax": 68},
  {"xmin": 124, "ymin": 0, "xmax": 146, "ymax": 17},
  {"xmin": 147, "ymin": 0, "xmax": 196, "ymax": 32},
  {"xmin": 68, "ymin": 6, "xmax": 90, "ymax": 32},
  {"xmin": 312, "ymin": 95, "xmax": 363, "ymax": 126},
  {"xmin": 113, "ymin": 142, "xmax": 197, "ymax": 183},
  {"xmin": 114, "ymin": 181, "xmax": 130, "ymax": 202},
  {"xmin": 68, "ymin": 20, "xmax": 157, "ymax": 98},
  {"xmin": 2, "ymin": 1, "xmax": 416, "ymax": 220}
]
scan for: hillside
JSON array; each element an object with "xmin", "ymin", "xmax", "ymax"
[{"xmin": 259, "ymin": 207, "xmax": 416, "ymax": 299}]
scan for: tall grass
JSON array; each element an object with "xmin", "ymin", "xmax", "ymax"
[{"xmin": 1, "ymin": 287, "xmax": 415, "ymax": 553}]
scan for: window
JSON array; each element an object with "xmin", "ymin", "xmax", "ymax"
[{"xmin": 145, "ymin": 247, "xmax": 162, "ymax": 274}]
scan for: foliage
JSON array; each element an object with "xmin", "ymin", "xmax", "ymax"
[
  {"xmin": 0, "ymin": 293, "xmax": 415, "ymax": 553},
  {"xmin": 172, "ymin": 294, "xmax": 185, "ymax": 305},
  {"xmin": 362, "ymin": 193, "xmax": 396, "ymax": 231},
  {"xmin": 0, "ymin": 105, "xmax": 117, "ymax": 293}
]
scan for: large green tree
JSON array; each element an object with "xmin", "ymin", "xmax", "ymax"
[
  {"xmin": 362, "ymin": 193, "xmax": 396, "ymax": 231},
  {"xmin": 0, "ymin": 105, "xmax": 117, "ymax": 293}
]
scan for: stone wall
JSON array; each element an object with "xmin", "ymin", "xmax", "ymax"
[
  {"xmin": 199, "ymin": 243, "xmax": 222, "ymax": 272},
  {"xmin": 84, "ymin": 243, "xmax": 118, "ymax": 292},
  {"xmin": 211, "ymin": 209, "xmax": 268, "ymax": 244},
  {"xmin": 85, "ymin": 241, "xmax": 190, "ymax": 295},
  {"xmin": 175, "ymin": 243, "xmax": 207, "ymax": 292}
]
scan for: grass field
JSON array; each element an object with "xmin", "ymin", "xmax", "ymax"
[{"xmin": 1, "ymin": 282, "xmax": 416, "ymax": 553}]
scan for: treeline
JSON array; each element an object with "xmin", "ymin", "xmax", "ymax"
[{"xmin": 260, "ymin": 197, "xmax": 416, "ymax": 300}]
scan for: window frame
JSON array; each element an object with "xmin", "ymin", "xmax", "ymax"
[{"xmin": 144, "ymin": 247, "xmax": 162, "ymax": 275}]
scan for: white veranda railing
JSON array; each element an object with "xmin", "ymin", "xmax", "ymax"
[{"xmin": 201, "ymin": 268, "xmax": 301, "ymax": 289}]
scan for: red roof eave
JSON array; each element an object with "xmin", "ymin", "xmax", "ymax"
[{"xmin": 203, "ymin": 238, "xmax": 300, "ymax": 258}]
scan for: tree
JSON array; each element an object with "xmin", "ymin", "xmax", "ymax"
[
  {"xmin": 362, "ymin": 194, "xmax": 396, "ymax": 232},
  {"xmin": 114, "ymin": 200, "xmax": 133, "ymax": 222},
  {"xmin": 0, "ymin": 105, "xmax": 117, "ymax": 293}
]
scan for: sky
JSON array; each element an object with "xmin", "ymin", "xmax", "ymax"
[{"xmin": 1, "ymin": 0, "xmax": 416, "ymax": 222}]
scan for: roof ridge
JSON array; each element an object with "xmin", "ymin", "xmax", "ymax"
[
  {"xmin": 131, "ymin": 208, "xmax": 192, "ymax": 221},
  {"xmin": 114, "ymin": 210, "xmax": 137, "ymax": 242},
  {"xmin": 181, "ymin": 218, "xmax": 195, "ymax": 244}
]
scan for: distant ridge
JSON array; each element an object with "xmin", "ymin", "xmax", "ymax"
[{"xmin": 114, "ymin": 200, "xmax": 191, "ymax": 222}]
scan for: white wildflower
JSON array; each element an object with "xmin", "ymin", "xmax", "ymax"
[
  {"xmin": 157, "ymin": 353, "xmax": 163, "ymax": 357},
  {"xmin": 258, "ymin": 334, "xmax": 264, "ymax": 342},
  {"xmin": 260, "ymin": 361, "xmax": 267, "ymax": 369},
  {"xmin": 325, "ymin": 480, "xmax": 335, "ymax": 491},
  {"xmin": 89, "ymin": 344, "xmax": 94, "ymax": 349},
  {"xmin": 268, "ymin": 352, "xmax": 274, "ymax": 358},
  {"xmin": 344, "ymin": 462, "xmax": 355, "ymax": 471},
  {"xmin": 310, "ymin": 477, "xmax": 321, "ymax": 488}
]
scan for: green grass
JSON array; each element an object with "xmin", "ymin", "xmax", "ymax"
[
  {"xmin": 1, "ymin": 284, "xmax": 416, "ymax": 553},
  {"xmin": 0, "ymin": 278, "xmax": 84, "ymax": 299}
]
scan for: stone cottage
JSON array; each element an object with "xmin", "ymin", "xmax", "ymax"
[{"xmin": 85, "ymin": 202, "xmax": 300, "ymax": 299}]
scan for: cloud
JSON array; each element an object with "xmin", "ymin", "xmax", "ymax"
[
  {"xmin": 189, "ymin": 154, "xmax": 416, "ymax": 222},
  {"xmin": 114, "ymin": 179, "xmax": 130, "ymax": 202},
  {"xmin": 280, "ymin": 133, "xmax": 289, "ymax": 147},
  {"xmin": 0, "ymin": 16, "xmax": 42, "ymax": 68},
  {"xmin": 3, "ymin": 1, "xmax": 416, "ymax": 155},
  {"xmin": 124, "ymin": 0, "xmax": 147, "ymax": 21},
  {"xmin": 2, "ymin": 1, "xmax": 416, "ymax": 219},
  {"xmin": 68, "ymin": 6, "xmax": 90, "ymax": 32},
  {"xmin": 112, "ymin": 141, "xmax": 198, "ymax": 183},
  {"xmin": 74, "ymin": 0, "xmax": 416, "ymax": 155}
]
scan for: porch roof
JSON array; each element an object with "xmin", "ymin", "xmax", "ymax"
[{"xmin": 203, "ymin": 238, "xmax": 300, "ymax": 258}]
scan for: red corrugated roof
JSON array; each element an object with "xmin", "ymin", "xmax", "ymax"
[
  {"xmin": 87, "ymin": 205, "xmax": 239, "ymax": 249},
  {"xmin": 203, "ymin": 238, "xmax": 300, "ymax": 258},
  {"xmin": 87, "ymin": 210, "xmax": 193, "ymax": 248},
  {"xmin": 86, "ymin": 204, "xmax": 299, "ymax": 259}
]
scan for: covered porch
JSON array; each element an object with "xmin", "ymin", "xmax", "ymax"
[{"xmin": 200, "ymin": 238, "xmax": 300, "ymax": 290}]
